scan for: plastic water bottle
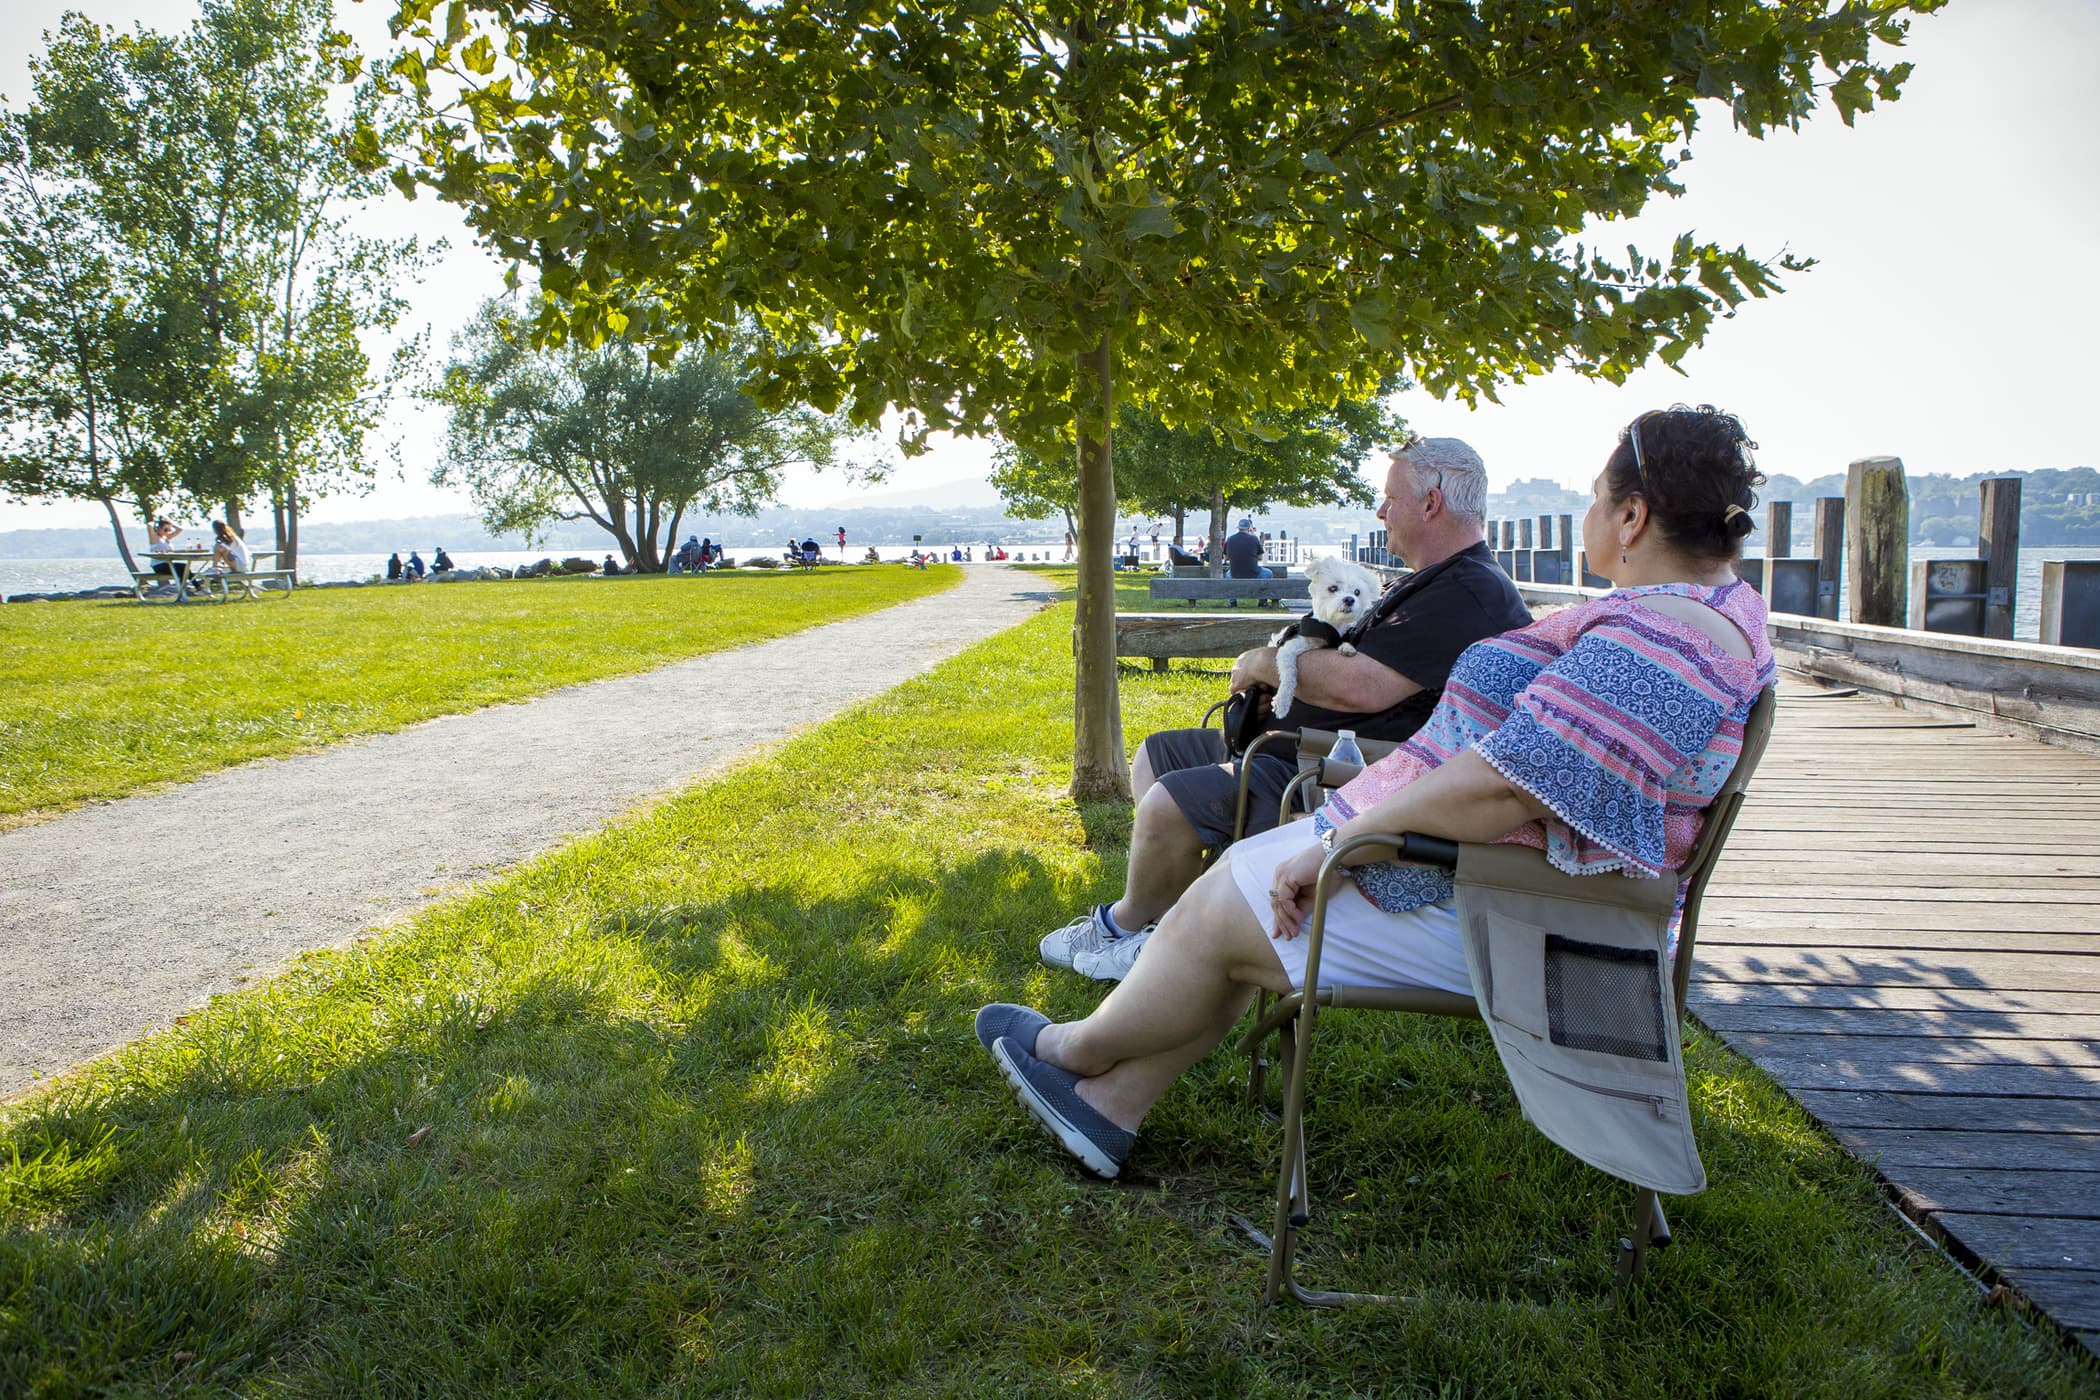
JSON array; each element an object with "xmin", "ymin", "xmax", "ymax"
[{"xmin": 1328, "ymin": 730, "xmax": 1365, "ymax": 770}]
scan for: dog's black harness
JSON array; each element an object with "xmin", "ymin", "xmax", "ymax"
[{"xmin": 1273, "ymin": 616, "xmax": 1347, "ymax": 648}]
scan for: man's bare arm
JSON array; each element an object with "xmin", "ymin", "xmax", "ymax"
[{"xmin": 1229, "ymin": 645, "xmax": 1422, "ymax": 714}]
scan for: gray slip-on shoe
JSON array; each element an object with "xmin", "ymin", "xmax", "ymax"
[
  {"xmin": 992, "ymin": 1037, "xmax": 1134, "ymax": 1180},
  {"xmin": 974, "ymin": 1003, "xmax": 1048, "ymax": 1057}
]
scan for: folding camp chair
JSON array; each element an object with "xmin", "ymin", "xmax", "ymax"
[{"xmin": 1238, "ymin": 686, "xmax": 1778, "ymax": 1307}]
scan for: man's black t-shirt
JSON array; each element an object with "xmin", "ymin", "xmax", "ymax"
[
  {"xmin": 1223, "ymin": 530, "xmax": 1265, "ymax": 577},
  {"xmin": 1281, "ymin": 541, "xmax": 1532, "ymax": 745}
]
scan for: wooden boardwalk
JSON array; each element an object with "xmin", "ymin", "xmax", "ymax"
[{"xmin": 1691, "ymin": 680, "xmax": 2100, "ymax": 1359}]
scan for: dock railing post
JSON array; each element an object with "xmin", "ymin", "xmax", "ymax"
[
  {"xmin": 1767, "ymin": 501, "xmax": 1793, "ymax": 559},
  {"xmin": 1517, "ymin": 518, "xmax": 1533, "ymax": 550},
  {"xmin": 1814, "ymin": 497, "xmax": 1845, "ymax": 620},
  {"xmin": 1558, "ymin": 513, "xmax": 1576, "ymax": 584},
  {"xmin": 1846, "ymin": 457, "xmax": 1909, "ymax": 627},
  {"xmin": 2042, "ymin": 562, "xmax": 2100, "ymax": 649},
  {"xmin": 1979, "ymin": 477, "xmax": 2021, "ymax": 641}
]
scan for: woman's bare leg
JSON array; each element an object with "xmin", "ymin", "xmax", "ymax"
[{"xmin": 1034, "ymin": 858, "xmax": 1291, "ymax": 1130}]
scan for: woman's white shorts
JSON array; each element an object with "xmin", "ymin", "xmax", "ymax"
[{"xmin": 1224, "ymin": 818, "xmax": 1471, "ymax": 996}]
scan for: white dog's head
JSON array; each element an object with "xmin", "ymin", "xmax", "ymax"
[{"xmin": 1305, "ymin": 555, "xmax": 1382, "ymax": 631}]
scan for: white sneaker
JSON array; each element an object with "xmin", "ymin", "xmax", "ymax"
[
  {"xmin": 1038, "ymin": 904, "xmax": 1155, "ymax": 982},
  {"xmin": 1038, "ymin": 905, "xmax": 1116, "ymax": 971},
  {"xmin": 1073, "ymin": 924, "xmax": 1154, "ymax": 983}
]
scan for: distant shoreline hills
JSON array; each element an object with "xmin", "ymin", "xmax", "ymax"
[{"xmin": 0, "ymin": 500, "xmax": 1375, "ymax": 560}]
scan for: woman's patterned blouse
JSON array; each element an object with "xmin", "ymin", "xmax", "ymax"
[{"xmin": 1313, "ymin": 579, "xmax": 1777, "ymax": 914}]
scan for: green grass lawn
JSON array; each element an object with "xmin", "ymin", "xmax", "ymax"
[
  {"xmin": 2, "ymin": 604, "xmax": 2092, "ymax": 1396},
  {"xmin": 0, "ymin": 566, "xmax": 955, "ymax": 825}
]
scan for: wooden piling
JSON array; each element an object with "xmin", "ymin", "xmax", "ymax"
[
  {"xmin": 1846, "ymin": 457, "xmax": 1908, "ymax": 627},
  {"xmin": 1517, "ymin": 518, "xmax": 1533, "ymax": 549},
  {"xmin": 1766, "ymin": 501, "xmax": 1792, "ymax": 558},
  {"xmin": 1979, "ymin": 477, "xmax": 2022, "ymax": 641},
  {"xmin": 1813, "ymin": 497, "xmax": 1845, "ymax": 621},
  {"xmin": 1559, "ymin": 513, "xmax": 1576, "ymax": 583},
  {"xmin": 1536, "ymin": 514, "xmax": 1554, "ymax": 551}
]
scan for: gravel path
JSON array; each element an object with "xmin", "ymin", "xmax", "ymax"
[{"xmin": 0, "ymin": 565, "xmax": 1051, "ymax": 1099}]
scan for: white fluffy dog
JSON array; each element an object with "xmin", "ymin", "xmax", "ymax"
[{"xmin": 1270, "ymin": 555, "xmax": 1384, "ymax": 717}]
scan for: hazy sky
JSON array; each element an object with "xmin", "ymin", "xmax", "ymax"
[{"xmin": 3, "ymin": 0, "xmax": 2095, "ymax": 533}]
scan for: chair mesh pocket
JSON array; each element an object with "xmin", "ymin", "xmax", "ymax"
[{"xmin": 1544, "ymin": 934, "xmax": 1668, "ymax": 1061}]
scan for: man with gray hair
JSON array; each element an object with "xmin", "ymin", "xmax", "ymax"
[{"xmin": 1040, "ymin": 435, "xmax": 1532, "ymax": 980}]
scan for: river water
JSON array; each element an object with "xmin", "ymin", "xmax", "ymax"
[
  {"xmin": 8, "ymin": 543, "xmax": 2100, "ymax": 645},
  {"xmin": 0, "ymin": 543, "xmax": 1063, "ymax": 601}
]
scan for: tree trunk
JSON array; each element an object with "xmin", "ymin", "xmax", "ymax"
[
  {"xmin": 1070, "ymin": 332, "xmax": 1129, "ymax": 802},
  {"xmin": 101, "ymin": 497, "xmax": 139, "ymax": 575},
  {"xmin": 1172, "ymin": 506, "xmax": 1184, "ymax": 549},
  {"xmin": 223, "ymin": 498, "xmax": 245, "ymax": 536},
  {"xmin": 285, "ymin": 492, "xmax": 301, "ymax": 574},
  {"xmin": 1207, "ymin": 488, "xmax": 1227, "ymax": 578}
]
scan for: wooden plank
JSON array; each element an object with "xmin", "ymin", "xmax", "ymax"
[
  {"xmin": 1709, "ymin": 883, "xmax": 2098, "ymax": 905},
  {"xmin": 1705, "ymin": 901, "xmax": 2096, "ymax": 928},
  {"xmin": 1698, "ymin": 928, "xmax": 2099, "ymax": 952},
  {"xmin": 1704, "ymin": 1046, "xmax": 2100, "ymax": 1098},
  {"xmin": 1714, "ymin": 857, "xmax": 2100, "ymax": 877},
  {"xmin": 1723, "ymin": 1031, "xmax": 2100, "ymax": 1071},
  {"xmin": 1694, "ymin": 1004, "xmax": 2100, "ymax": 1039},
  {"xmin": 1147, "ymin": 577, "xmax": 1311, "ymax": 601},
  {"xmin": 1928, "ymin": 1213, "xmax": 2100, "ymax": 1271},
  {"xmin": 1789, "ymin": 1090, "xmax": 2100, "ymax": 1134},
  {"xmin": 1112, "ymin": 614, "xmax": 1277, "ymax": 659},
  {"xmin": 1825, "ymin": 1126, "xmax": 2100, "ymax": 1172},
  {"xmin": 1995, "ymin": 1270, "xmax": 2100, "ymax": 1330},
  {"xmin": 1695, "ymin": 950, "xmax": 2100, "ymax": 992},
  {"xmin": 1890, "ymin": 1168, "xmax": 2100, "ymax": 1219},
  {"xmin": 1691, "ymin": 984, "xmax": 2100, "ymax": 1014}
]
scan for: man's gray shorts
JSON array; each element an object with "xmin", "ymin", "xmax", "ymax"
[{"xmin": 1143, "ymin": 728, "xmax": 1299, "ymax": 851}]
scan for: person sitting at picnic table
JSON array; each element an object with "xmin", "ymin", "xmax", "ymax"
[
  {"xmin": 147, "ymin": 517, "xmax": 189, "ymax": 581},
  {"xmin": 198, "ymin": 520, "xmax": 250, "ymax": 578},
  {"xmin": 407, "ymin": 550, "xmax": 427, "ymax": 580},
  {"xmin": 1165, "ymin": 541, "xmax": 1204, "ymax": 567},
  {"xmin": 433, "ymin": 547, "xmax": 456, "ymax": 573},
  {"xmin": 976, "ymin": 404, "xmax": 1778, "ymax": 1180},
  {"xmin": 387, "ymin": 552, "xmax": 404, "ymax": 581}
]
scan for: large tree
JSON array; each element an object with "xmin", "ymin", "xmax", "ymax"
[
  {"xmin": 0, "ymin": 116, "xmax": 166, "ymax": 573},
  {"xmin": 383, "ymin": 0, "xmax": 1936, "ymax": 798},
  {"xmin": 431, "ymin": 298, "xmax": 863, "ymax": 569},
  {"xmin": 23, "ymin": 0, "xmax": 424, "ymax": 569}
]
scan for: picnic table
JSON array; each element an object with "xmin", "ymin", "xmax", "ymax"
[{"xmin": 134, "ymin": 549, "xmax": 296, "ymax": 605}]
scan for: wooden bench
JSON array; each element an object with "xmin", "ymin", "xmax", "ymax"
[
  {"xmin": 1148, "ymin": 576, "xmax": 1310, "ymax": 609},
  {"xmin": 1115, "ymin": 612, "xmax": 1280, "ymax": 672}
]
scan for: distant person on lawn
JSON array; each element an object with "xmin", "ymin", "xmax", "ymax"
[
  {"xmin": 387, "ymin": 552, "xmax": 403, "ymax": 581},
  {"xmin": 407, "ymin": 551, "xmax": 426, "ymax": 580},
  {"xmin": 433, "ymin": 547, "xmax": 455, "ymax": 573},
  {"xmin": 1223, "ymin": 517, "xmax": 1270, "ymax": 579},
  {"xmin": 1037, "ymin": 437, "xmax": 1533, "ymax": 982}
]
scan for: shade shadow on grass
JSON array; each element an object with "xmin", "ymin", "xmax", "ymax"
[{"xmin": 3, "ymin": 607, "xmax": 2093, "ymax": 1398}]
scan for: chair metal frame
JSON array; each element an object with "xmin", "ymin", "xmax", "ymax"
[{"xmin": 1238, "ymin": 686, "xmax": 1778, "ymax": 1307}]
